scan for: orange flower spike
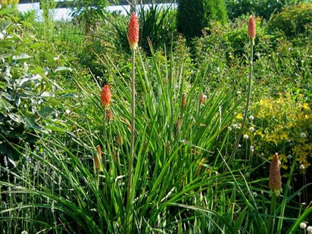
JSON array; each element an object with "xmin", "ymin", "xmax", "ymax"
[
  {"xmin": 128, "ymin": 12, "xmax": 139, "ymax": 50},
  {"xmin": 94, "ymin": 145, "xmax": 103, "ymax": 172},
  {"xmin": 269, "ymin": 153, "xmax": 282, "ymax": 196},
  {"xmin": 101, "ymin": 84, "xmax": 112, "ymax": 107}
]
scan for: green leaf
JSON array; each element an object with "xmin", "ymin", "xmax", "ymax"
[
  {"xmin": 44, "ymin": 52, "xmax": 55, "ymax": 64},
  {"xmin": 0, "ymin": 98, "xmax": 13, "ymax": 114},
  {"xmin": 55, "ymin": 66, "xmax": 72, "ymax": 73},
  {"xmin": 234, "ymin": 207, "xmax": 247, "ymax": 232},
  {"xmin": 24, "ymin": 116, "xmax": 39, "ymax": 130},
  {"xmin": 12, "ymin": 53, "xmax": 32, "ymax": 60},
  {"xmin": 30, "ymin": 43, "xmax": 45, "ymax": 49},
  {"xmin": 8, "ymin": 113, "xmax": 23, "ymax": 123},
  {"xmin": 32, "ymin": 66, "xmax": 45, "ymax": 74},
  {"xmin": 38, "ymin": 106, "xmax": 54, "ymax": 118},
  {"xmin": 0, "ymin": 81, "xmax": 5, "ymax": 90},
  {"xmin": 0, "ymin": 7, "xmax": 16, "ymax": 16}
]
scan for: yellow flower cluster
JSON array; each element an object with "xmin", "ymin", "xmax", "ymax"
[
  {"xmin": 0, "ymin": 0, "xmax": 19, "ymax": 6},
  {"xmin": 242, "ymin": 93, "xmax": 312, "ymax": 172}
]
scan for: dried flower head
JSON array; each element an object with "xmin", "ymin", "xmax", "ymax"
[
  {"xmin": 197, "ymin": 157, "xmax": 206, "ymax": 175},
  {"xmin": 106, "ymin": 108, "xmax": 113, "ymax": 121},
  {"xmin": 182, "ymin": 93, "xmax": 187, "ymax": 108},
  {"xmin": 116, "ymin": 135, "xmax": 124, "ymax": 146},
  {"xmin": 101, "ymin": 84, "xmax": 112, "ymax": 107},
  {"xmin": 128, "ymin": 12, "xmax": 139, "ymax": 50},
  {"xmin": 248, "ymin": 15, "xmax": 256, "ymax": 39},
  {"xmin": 269, "ymin": 153, "xmax": 282, "ymax": 196},
  {"xmin": 94, "ymin": 145, "xmax": 103, "ymax": 172}
]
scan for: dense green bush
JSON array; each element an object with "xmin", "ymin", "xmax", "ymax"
[
  {"xmin": 177, "ymin": 0, "xmax": 228, "ymax": 39},
  {"xmin": 268, "ymin": 3, "xmax": 312, "ymax": 37},
  {"xmin": 226, "ymin": 0, "xmax": 306, "ymax": 20},
  {"xmin": 0, "ymin": 12, "xmax": 76, "ymax": 164},
  {"xmin": 203, "ymin": 0, "xmax": 228, "ymax": 24},
  {"xmin": 177, "ymin": 0, "xmax": 204, "ymax": 39}
]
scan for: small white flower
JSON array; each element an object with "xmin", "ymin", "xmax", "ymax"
[
  {"xmin": 302, "ymin": 202, "xmax": 307, "ymax": 206},
  {"xmin": 249, "ymin": 115, "xmax": 254, "ymax": 121},
  {"xmin": 250, "ymin": 146, "xmax": 254, "ymax": 152},
  {"xmin": 287, "ymin": 154, "xmax": 292, "ymax": 159},
  {"xmin": 300, "ymin": 222, "xmax": 307, "ymax": 229},
  {"xmin": 238, "ymin": 144, "xmax": 241, "ymax": 148},
  {"xmin": 249, "ymin": 127, "xmax": 255, "ymax": 133},
  {"xmin": 300, "ymin": 132, "xmax": 307, "ymax": 138},
  {"xmin": 21, "ymin": 231, "xmax": 29, "ymax": 234},
  {"xmin": 237, "ymin": 90, "xmax": 242, "ymax": 95},
  {"xmin": 307, "ymin": 226, "xmax": 312, "ymax": 233},
  {"xmin": 243, "ymin": 134, "xmax": 249, "ymax": 139},
  {"xmin": 233, "ymin": 123, "xmax": 240, "ymax": 129},
  {"xmin": 253, "ymin": 192, "xmax": 257, "ymax": 197},
  {"xmin": 300, "ymin": 164, "xmax": 305, "ymax": 170}
]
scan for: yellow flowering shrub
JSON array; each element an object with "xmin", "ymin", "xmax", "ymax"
[{"xmin": 246, "ymin": 93, "xmax": 312, "ymax": 172}]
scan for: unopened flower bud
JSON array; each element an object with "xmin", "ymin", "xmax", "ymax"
[
  {"xmin": 269, "ymin": 153, "xmax": 282, "ymax": 196},
  {"xmin": 300, "ymin": 222, "xmax": 307, "ymax": 229},
  {"xmin": 200, "ymin": 93, "xmax": 205, "ymax": 104},
  {"xmin": 248, "ymin": 15, "xmax": 256, "ymax": 39}
]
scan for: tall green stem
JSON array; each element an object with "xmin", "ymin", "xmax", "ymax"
[
  {"xmin": 269, "ymin": 193, "xmax": 277, "ymax": 233},
  {"xmin": 229, "ymin": 39, "xmax": 254, "ymax": 163},
  {"xmin": 127, "ymin": 49, "xmax": 136, "ymax": 205}
]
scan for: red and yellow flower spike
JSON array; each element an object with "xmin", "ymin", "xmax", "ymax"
[{"xmin": 128, "ymin": 12, "xmax": 139, "ymax": 50}]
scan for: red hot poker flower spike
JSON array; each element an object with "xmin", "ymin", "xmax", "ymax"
[
  {"xmin": 248, "ymin": 15, "xmax": 256, "ymax": 39},
  {"xmin": 128, "ymin": 12, "xmax": 139, "ymax": 50},
  {"xmin": 101, "ymin": 84, "xmax": 112, "ymax": 107},
  {"xmin": 269, "ymin": 153, "xmax": 282, "ymax": 196}
]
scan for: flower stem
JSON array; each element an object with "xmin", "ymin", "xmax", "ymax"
[
  {"xmin": 127, "ymin": 48, "xmax": 136, "ymax": 206},
  {"xmin": 229, "ymin": 39, "xmax": 253, "ymax": 163},
  {"xmin": 269, "ymin": 193, "xmax": 277, "ymax": 233}
]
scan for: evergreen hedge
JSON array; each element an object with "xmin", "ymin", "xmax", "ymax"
[{"xmin": 177, "ymin": 0, "xmax": 228, "ymax": 39}]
